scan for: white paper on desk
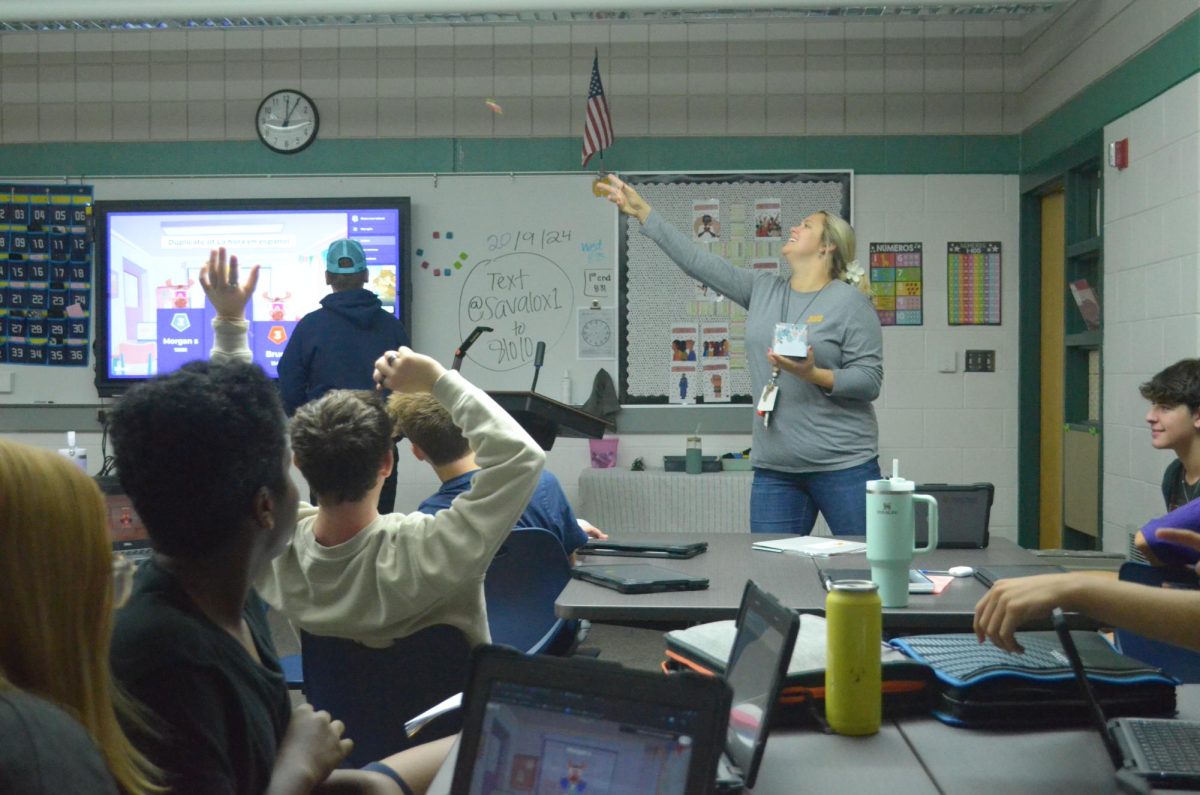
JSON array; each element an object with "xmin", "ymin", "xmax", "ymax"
[
  {"xmin": 405, "ymin": 692, "xmax": 462, "ymax": 737},
  {"xmin": 751, "ymin": 536, "xmax": 867, "ymax": 556}
]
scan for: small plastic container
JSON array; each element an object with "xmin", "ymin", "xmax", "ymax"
[{"xmin": 589, "ymin": 437, "xmax": 618, "ymax": 468}]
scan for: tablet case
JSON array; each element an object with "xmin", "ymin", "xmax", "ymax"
[
  {"xmin": 974, "ymin": 564, "xmax": 1067, "ymax": 587},
  {"xmin": 571, "ymin": 562, "xmax": 710, "ymax": 594},
  {"xmin": 890, "ymin": 631, "xmax": 1177, "ymax": 729},
  {"xmin": 664, "ymin": 614, "xmax": 932, "ymax": 726},
  {"xmin": 914, "ymin": 482, "xmax": 995, "ymax": 549},
  {"xmin": 578, "ymin": 541, "xmax": 709, "ymax": 559}
]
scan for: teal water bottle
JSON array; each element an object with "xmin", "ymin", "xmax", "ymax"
[{"xmin": 685, "ymin": 435, "xmax": 702, "ymax": 474}]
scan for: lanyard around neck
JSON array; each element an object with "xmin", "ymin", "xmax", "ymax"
[{"xmin": 781, "ymin": 280, "xmax": 830, "ymax": 325}]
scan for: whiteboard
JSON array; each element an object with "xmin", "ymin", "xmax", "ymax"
[{"xmin": 0, "ymin": 174, "xmax": 618, "ymax": 405}]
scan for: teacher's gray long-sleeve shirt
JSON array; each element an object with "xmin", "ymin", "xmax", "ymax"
[{"xmin": 641, "ymin": 210, "xmax": 882, "ymax": 473}]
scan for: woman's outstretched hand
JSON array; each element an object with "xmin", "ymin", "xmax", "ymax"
[{"xmin": 595, "ymin": 174, "xmax": 652, "ymax": 223}]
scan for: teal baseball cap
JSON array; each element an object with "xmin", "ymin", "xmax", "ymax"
[{"xmin": 325, "ymin": 238, "xmax": 368, "ymax": 273}]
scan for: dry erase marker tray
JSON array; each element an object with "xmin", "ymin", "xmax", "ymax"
[{"xmin": 663, "ymin": 455, "xmax": 721, "ymax": 473}]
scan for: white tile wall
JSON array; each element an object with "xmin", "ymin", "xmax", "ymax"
[
  {"xmin": 0, "ymin": 19, "xmax": 1033, "ymax": 142},
  {"xmin": 1102, "ymin": 74, "xmax": 1200, "ymax": 552},
  {"xmin": 1021, "ymin": 0, "xmax": 1197, "ymax": 129}
]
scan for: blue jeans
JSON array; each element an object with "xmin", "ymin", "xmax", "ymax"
[{"xmin": 750, "ymin": 458, "xmax": 881, "ymax": 536}]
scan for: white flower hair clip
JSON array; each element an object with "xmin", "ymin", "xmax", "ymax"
[{"xmin": 843, "ymin": 259, "xmax": 865, "ymax": 285}]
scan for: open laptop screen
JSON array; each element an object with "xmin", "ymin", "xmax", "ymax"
[
  {"xmin": 724, "ymin": 580, "xmax": 800, "ymax": 790},
  {"xmin": 466, "ymin": 681, "xmax": 702, "ymax": 795},
  {"xmin": 95, "ymin": 478, "xmax": 151, "ymax": 554}
]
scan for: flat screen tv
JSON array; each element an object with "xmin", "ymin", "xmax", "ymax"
[{"xmin": 93, "ymin": 197, "xmax": 411, "ymax": 397}]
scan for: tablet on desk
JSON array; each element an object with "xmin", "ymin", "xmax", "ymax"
[
  {"xmin": 975, "ymin": 564, "xmax": 1067, "ymax": 588},
  {"xmin": 572, "ymin": 563, "xmax": 710, "ymax": 594},
  {"xmin": 818, "ymin": 567, "xmax": 935, "ymax": 594},
  {"xmin": 578, "ymin": 540, "xmax": 709, "ymax": 559}
]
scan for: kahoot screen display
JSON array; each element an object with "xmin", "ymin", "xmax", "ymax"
[{"xmin": 93, "ymin": 197, "xmax": 410, "ymax": 396}]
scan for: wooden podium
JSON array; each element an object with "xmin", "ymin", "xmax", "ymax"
[{"xmin": 487, "ymin": 391, "xmax": 609, "ymax": 451}]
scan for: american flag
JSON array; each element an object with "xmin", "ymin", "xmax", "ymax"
[{"xmin": 582, "ymin": 51, "xmax": 613, "ymax": 167}]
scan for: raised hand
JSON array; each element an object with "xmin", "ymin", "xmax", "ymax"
[
  {"xmin": 199, "ymin": 247, "xmax": 260, "ymax": 320},
  {"xmin": 595, "ymin": 174, "xmax": 652, "ymax": 223},
  {"xmin": 373, "ymin": 347, "xmax": 448, "ymax": 394}
]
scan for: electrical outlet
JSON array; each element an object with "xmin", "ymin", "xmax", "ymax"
[{"xmin": 965, "ymin": 350, "xmax": 996, "ymax": 373}]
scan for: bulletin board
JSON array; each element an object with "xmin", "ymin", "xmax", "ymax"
[
  {"xmin": 0, "ymin": 184, "xmax": 94, "ymax": 368},
  {"xmin": 618, "ymin": 171, "xmax": 852, "ymax": 404}
]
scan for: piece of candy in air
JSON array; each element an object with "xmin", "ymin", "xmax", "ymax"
[{"xmin": 484, "ymin": 98, "xmax": 503, "ymax": 115}]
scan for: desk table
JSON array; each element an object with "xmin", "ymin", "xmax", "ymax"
[
  {"xmin": 427, "ymin": 687, "xmax": 1200, "ymax": 794},
  {"xmin": 557, "ymin": 533, "xmax": 1079, "ymax": 632}
]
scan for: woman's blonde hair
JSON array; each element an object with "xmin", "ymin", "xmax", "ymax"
[
  {"xmin": 818, "ymin": 210, "xmax": 870, "ymax": 295},
  {"xmin": 0, "ymin": 439, "xmax": 160, "ymax": 794}
]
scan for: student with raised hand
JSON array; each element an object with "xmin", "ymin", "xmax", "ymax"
[
  {"xmin": 0, "ymin": 439, "xmax": 161, "ymax": 795},
  {"xmin": 387, "ymin": 391, "xmax": 605, "ymax": 561},
  {"xmin": 108, "ymin": 248, "xmax": 452, "ymax": 795},
  {"xmin": 598, "ymin": 175, "xmax": 882, "ymax": 535}
]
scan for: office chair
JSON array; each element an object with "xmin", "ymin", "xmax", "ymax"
[
  {"xmin": 1114, "ymin": 562, "xmax": 1200, "ymax": 683},
  {"xmin": 485, "ymin": 527, "xmax": 577, "ymax": 655},
  {"xmin": 300, "ymin": 624, "xmax": 471, "ymax": 768}
]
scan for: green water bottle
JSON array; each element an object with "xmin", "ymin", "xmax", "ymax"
[{"xmin": 825, "ymin": 579, "xmax": 882, "ymax": 735}]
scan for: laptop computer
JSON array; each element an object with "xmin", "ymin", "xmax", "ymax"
[
  {"xmin": 434, "ymin": 579, "xmax": 798, "ymax": 795},
  {"xmin": 95, "ymin": 476, "xmax": 153, "ymax": 563},
  {"xmin": 1053, "ymin": 607, "xmax": 1200, "ymax": 790},
  {"xmin": 442, "ymin": 647, "xmax": 731, "ymax": 795},
  {"xmin": 571, "ymin": 562, "xmax": 710, "ymax": 594}
]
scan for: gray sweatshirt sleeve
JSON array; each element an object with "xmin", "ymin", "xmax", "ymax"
[
  {"xmin": 828, "ymin": 295, "xmax": 883, "ymax": 401},
  {"xmin": 639, "ymin": 210, "xmax": 755, "ymax": 307}
]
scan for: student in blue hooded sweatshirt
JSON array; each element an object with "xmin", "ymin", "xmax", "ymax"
[{"xmin": 278, "ymin": 238, "xmax": 410, "ymax": 513}]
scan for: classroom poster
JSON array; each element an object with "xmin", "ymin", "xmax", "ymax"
[
  {"xmin": 947, "ymin": 242, "xmax": 1001, "ymax": 325},
  {"xmin": 869, "ymin": 242, "xmax": 923, "ymax": 326},
  {"xmin": 669, "ymin": 362, "xmax": 697, "ymax": 404},
  {"xmin": 754, "ymin": 199, "xmax": 782, "ymax": 239},
  {"xmin": 692, "ymin": 199, "xmax": 720, "ymax": 241},
  {"xmin": 0, "ymin": 184, "xmax": 93, "ymax": 367}
]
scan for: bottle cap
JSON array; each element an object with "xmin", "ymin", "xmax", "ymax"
[{"xmin": 830, "ymin": 580, "xmax": 879, "ymax": 592}]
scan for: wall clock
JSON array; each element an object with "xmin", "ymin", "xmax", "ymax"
[{"xmin": 256, "ymin": 89, "xmax": 319, "ymax": 154}]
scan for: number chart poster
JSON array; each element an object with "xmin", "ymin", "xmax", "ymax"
[
  {"xmin": 0, "ymin": 185, "xmax": 93, "ymax": 367},
  {"xmin": 869, "ymin": 242, "xmax": 923, "ymax": 326},
  {"xmin": 947, "ymin": 242, "xmax": 1001, "ymax": 326}
]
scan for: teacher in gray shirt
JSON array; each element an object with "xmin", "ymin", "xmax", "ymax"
[{"xmin": 600, "ymin": 176, "xmax": 882, "ymax": 536}]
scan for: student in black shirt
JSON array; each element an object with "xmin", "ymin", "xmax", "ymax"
[{"xmin": 109, "ymin": 249, "xmax": 450, "ymax": 795}]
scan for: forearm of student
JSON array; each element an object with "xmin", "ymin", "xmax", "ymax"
[
  {"xmin": 371, "ymin": 735, "xmax": 458, "ymax": 795},
  {"xmin": 316, "ymin": 771, "xmax": 404, "ymax": 794},
  {"xmin": 401, "ymin": 373, "xmax": 545, "ymax": 594},
  {"xmin": 210, "ymin": 317, "xmax": 252, "ymax": 363},
  {"xmin": 1069, "ymin": 579, "xmax": 1200, "ymax": 652}
]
